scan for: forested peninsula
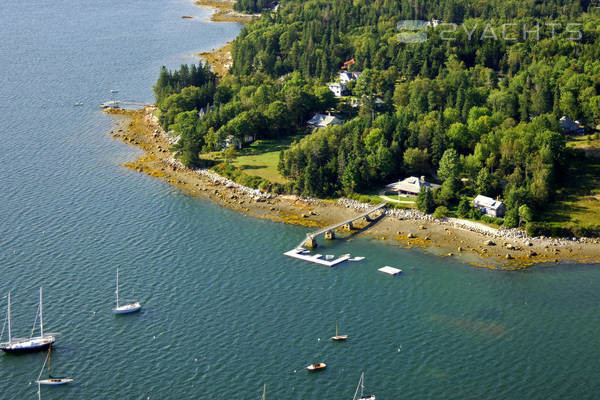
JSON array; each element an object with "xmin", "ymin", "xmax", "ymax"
[{"xmin": 151, "ymin": 0, "xmax": 600, "ymax": 238}]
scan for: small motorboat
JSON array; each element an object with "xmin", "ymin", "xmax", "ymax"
[
  {"xmin": 331, "ymin": 321, "xmax": 348, "ymax": 341},
  {"xmin": 349, "ymin": 256, "xmax": 365, "ymax": 262},
  {"xmin": 306, "ymin": 363, "xmax": 327, "ymax": 371},
  {"xmin": 73, "ymin": 102, "xmax": 84, "ymax": 106}
]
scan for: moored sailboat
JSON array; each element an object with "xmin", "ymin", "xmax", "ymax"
[
  {"xmin": 331, "ymin": 321, "xmax": 348, "ymax": 341},
  {"xmin": 0, "ymin": 289, "xmax": 56, "ymax": 353},
  {"xmin": 352, "ymin": 372, "xmax": 375, "ymax": 400},
  {"xmin": 112, "ymin": 268, "xmax": 141, "ymax": 314},
  {"xmin": 36, "ymin": 345, "xmax": 74, "ymax": 385}
]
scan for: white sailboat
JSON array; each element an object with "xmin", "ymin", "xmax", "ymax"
[
  {"xmin": 36, "ymin": 345, "xmax": 74, "ymax": 385},
  {"xmin": 353, "ymin": 372, "xmax": 375, "ymax": 400},
  {"xmin": 0, "ymin": 289, "xmax": 56, "ymax": 353},
  {"xmin": 112, "ymin": 269, "xmax": 141, "ymax": 314},
  {"xmin": 331, "ymin": 320, "xmax": 348, "ymax": 341},
  {"xmin": 261, "ymin": 383, "xmax": 266, "ymax": 400}
]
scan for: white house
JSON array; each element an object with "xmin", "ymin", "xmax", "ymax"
[
  {"xmin": 386, "ymin": 176, "xmax": 440, "ymax": 197},
  {"xmin": 328, "ymin": 82, "xmax": 346, "ymax": 97},
  {"xmin": 339, "ymin": 71, "xmax": 361, "ymax": 84},
  {"xmin": 307, "ymin": 113, "xmax": 343, "ymax": 129},
  {"xmin": 473, "ymin": 195, "xmax": 506, "ymax": 218},
  {"xmin": 426, "ymin": 19, "xmax": 442, "ymax": 28}
]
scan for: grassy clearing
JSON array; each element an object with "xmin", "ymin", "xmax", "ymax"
[
  {"xmin": 540, "ymin": 154, "xmax": 600, "ymax": 228},
  {"xmin": 566, "ymin": 133, "xmax": 600, "ymax": 150},
  {"xmin": 228, "ymin": 134, "xmax": 306, "ymax": 184}
]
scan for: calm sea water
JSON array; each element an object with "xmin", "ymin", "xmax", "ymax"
[{"xmin": 1, "ymin": 0, "xmax": 600, "ymax": 399}]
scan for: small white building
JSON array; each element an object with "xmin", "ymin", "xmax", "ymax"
[
  {"xmin": 426, "ymin": 19, "xmax": 442, "ymax": 28},
  {"xmin": 473, "ymin": 195, "xmax": 506, "ymax": 218},
  {"xmin": 307, "ymin": 113, "xmax": 343, "ymax": 129},
  {"xmin": 328, "ymin": 82, "xmax": 347, "ymax": 97},
  {"xmin": 339, "ymin": 71, "xmax": 361, "ymax": 84},
  {"xmin": 386, "ymin": 176, "xmax": 440, "ymax": 197}
]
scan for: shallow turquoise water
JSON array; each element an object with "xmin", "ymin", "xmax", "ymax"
[{"xmin": 1, "ymin": 0, "xmax": 600, "ymax": 399}]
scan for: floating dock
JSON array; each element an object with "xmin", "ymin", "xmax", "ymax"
[
  {"xmin": 284, "ymin": 248, "xmax": 351, "ymax": 267},
  {"xmin": 378, "ymin": 266, "xmax": 403, "ymax": 276}
]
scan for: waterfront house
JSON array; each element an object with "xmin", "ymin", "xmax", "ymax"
[
  {"xmin": 560, "ymin": 116, "xmax": 585, "ymax": 134},
  {"xmin": 339, "ymin": 71, "xmax": 361, "ymax": 84},
  {"xmin": 307, "ymin": 113, "xmax": 343, "ymax": 129},
  {"xmin": 385, "ymin": 176, "xmax": 440, "ymax": 197},
  {"xmin": 472, "ymin": 195, "xmax": 506, "ymax": 218},
  {"xmin": 328, "ymin": 82, "xmax": 346, "ymax": 97}
]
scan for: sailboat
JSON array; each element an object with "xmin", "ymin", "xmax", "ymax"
[
  {"xmin": 331, "ymin": 321, "xmax": 348, "ymax": 341},
  {"xmin": 36, "ymin": 345, "xmax": 74, "ymax": 385},
  {"xmin": 0, "ymin": 289, "xmax": 56, "ymax": 353},
  {"xmin": 352, "ymin": 372, "xmax": 375, "ymax": 400},
  {"xmin": 112, "ymin": 269, "xmax": 141, "ymax": 314},
  {"xmin": 261, "ymin": 383, "xmax": 266, "ymax": 400}
]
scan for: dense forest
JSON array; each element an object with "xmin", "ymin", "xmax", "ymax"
[{"xmin": 153, "ymin": 0, "xmax": 600, "ymax": 234}]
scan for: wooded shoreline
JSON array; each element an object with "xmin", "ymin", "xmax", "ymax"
[{"xmin": 106, "ymin": 106, "xmax": 600, "ymax": 270}]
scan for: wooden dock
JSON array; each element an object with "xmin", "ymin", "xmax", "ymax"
[
  {"xmin": 296, "ymin": 202, "xmax": 387, "ymax": 249},
  {"xmin": 284, "ymin": 248, "xmax": 351, "ymax": 267},
  {"xmin": 378, "ymin": 266, "xmax": 402, "ymax": 276},
  {"xmin": 100, "ymin": 100, "xmax": 150, "ymax": 108}
]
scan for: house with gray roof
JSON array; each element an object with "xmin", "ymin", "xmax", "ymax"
[
  {"xmin": 307, "ymin": 113, "xmax": 343, "ymax": 129},
  {"xmin": 560, "ymin": 116, "xmax": 585, "ymax": 134},
  {"xmin": 386, "ymin": 176, "xmax": 440, "ymax": 197},
  {"xmin": 473, "ymin": 195, "xmax": 506, "ymax": 218}
]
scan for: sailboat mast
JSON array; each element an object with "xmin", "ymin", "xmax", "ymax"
[
  {"xmin": 116, "ymin": 269, "xmax": 119, "ymax": 307},
  {"xmin": 39, "ymin": 287, "xmax": 44, "ymax": 338},
  {"xmin": 7, "ymin": 292, "xmax": 11, "ymax": 344}
]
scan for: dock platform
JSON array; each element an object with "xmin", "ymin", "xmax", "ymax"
[
  {"xmin": 378, "ymin": 266, "xmax": 403, "ymax": 275},
  {"xmin": 284, "ymin": 248, "xmax": 351, "ymax": 267}
]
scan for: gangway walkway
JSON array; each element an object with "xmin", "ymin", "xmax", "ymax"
[
  {"xmin": 295, "ymin": 202, "xmax": 387, "ymax": 249},
  {"xmin": 100, "ymin": 100, "xmax": 151, "ymax": 108}
]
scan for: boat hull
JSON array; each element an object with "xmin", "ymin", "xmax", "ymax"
[
  {"xmin": 331, "ymin": 335, "xmax": 348, "ymax": 341},
  {"xmin": 113, "ymin": 302, "xmax": 141, "ymax": 314},
  {"xmin": 0, "ymin": 338, "xmax": 55, "ymax": 354},
  {"xmin": 306, "ymin": 363, "xmax": 327, "ymax": 371},
  {"xmin": 37, "ymin": 378, "xmax": 74, "ymax": 385}
]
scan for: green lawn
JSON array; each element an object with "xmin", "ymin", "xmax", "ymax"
[
  {"xmin": 540, "ymin": 155, "xmax": 600, "ymax": 228},
  {"xmin": 230, "ymin": 134, "xmax": 306, "ymax": 184}
]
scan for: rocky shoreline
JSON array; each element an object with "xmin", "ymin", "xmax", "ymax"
[{"xmin": 106, "ymin": 107, "xmax": 600, "ymax": 270}]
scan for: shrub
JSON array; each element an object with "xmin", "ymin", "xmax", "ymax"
[
  {"xmin": 457, "ymin": 196, "xmax": 471, "ymax": 218},
  {"xmin": 481, "ymin": 215, "xmax": 504, "ymax": 225},
  {"xmin": 469, "ymin": 207, "xmax": 483, "ymax": 220},
  {"xmin": 433, "ymin": 206, "xmax": 449, "ymax": 219}
]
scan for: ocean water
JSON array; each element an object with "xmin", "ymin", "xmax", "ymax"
[{"xmin": 1, "ymin": 0, "xmax": 600, "ymax": 399}]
